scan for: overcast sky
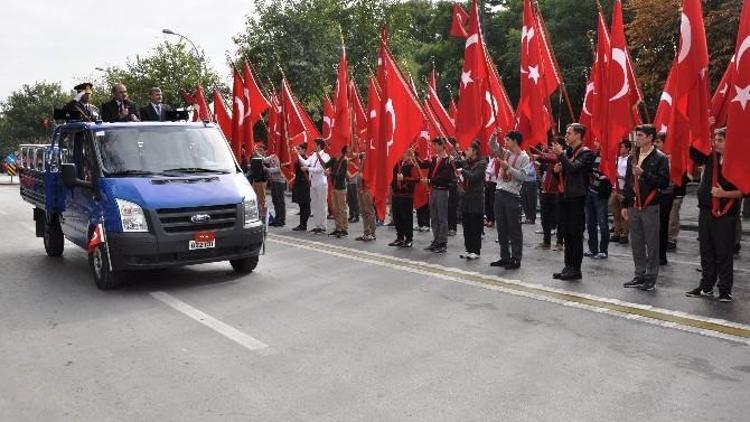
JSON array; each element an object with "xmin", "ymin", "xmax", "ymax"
[{"xmin": 0, "ymin": 0, "xmax": 255, "ymax": 100}]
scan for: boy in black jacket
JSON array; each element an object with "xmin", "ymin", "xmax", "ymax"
[
  {"xmin": 621, "ymin": 124, "xmax": 670, "ymax": 291},
  {"xmin": 686, "ymin": 128, "xmax": 744, "ymax": 303}
]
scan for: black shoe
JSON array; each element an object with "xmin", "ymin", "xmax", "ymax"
[
  {"xmin": 292, "ymin": 225, "xmax": 307, "ymax": 232},
  {"xmin": 639, "ymin": 281, "xmax": 656, "ymax": 291},
  {"xmin": 558, "ymin": 270, "xmax": 582, "ymax": 281},
  {"xmin": 424, "ymin": 243, "xmax": 437, "ymax": 251},
  {"xmin": 401, "ymin": 240, "xmax": 413, "ymax": 248},
  {"xmin": 619, "ymin": 237, "xmax": 629, "ymax": 244},
  {"xmin": 609, "ymin": 235, "xmax": 621, "ymax": 243},
  {"xmin": 666, "ymin": 241, "xmax": 677, "ymax": 251},
  {"xmin": 623, "ymin": 278, "xmax": 645, "ymax": 288},
  {"xmin": 718, "ymin": 293, "xmax": 734, "ymax": 303},
  {"xmin": 328, "ymin": 230, "xmax": 341, "ymax": 236},
  {"xmin": 388, "ymin": 240, "xmax": 404, "ymax": 247},
  {"xmin": 491, "ymin": 259, "xmax": 512, "ymax": 267},
  {"xmin": 433, "ymin": 243, "xmax": 447, "ymax": 253},
  {"xmin": 504, "ymin": 259, "xmax": 521, "ymax": 270},
  {"xmin": 686, "ymin": 287, "xmax": 713, "ymax": 298},
  {"xmin": 337, "ymin": 230, "xmax": 348, "ymax": 238},
  {"xmin": 659, "ymin": 258, "xmax": 668, "ymax": 266},
  {"xmin": 552, "ymin": 267, "xmax": 570, "ymax": 279}
]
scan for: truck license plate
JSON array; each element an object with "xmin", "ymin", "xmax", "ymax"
[{"xmin": 189, "ymin": 231, "xmax": 216, "ymax": 250}]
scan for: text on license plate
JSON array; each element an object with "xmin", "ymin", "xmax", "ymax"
[{"xmin": 189, "ymin": 239, "xmax": 216, "ymax": 250}]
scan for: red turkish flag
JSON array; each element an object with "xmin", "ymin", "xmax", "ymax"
[
  {"xmin": 723, "ymin": 0, "xmax": 750, "ymax": 193},
  {"xmin": 231, "ymin": 69, "xmax": 246, "ymax": 159},
  {"xmin": 322, "ymin": 96, "xmax": 335, "ymax": 141},
  {"xmin": 281, "ymin": 79, "xmax": 320, "ymax": 151},
  {"xmin": 427, "ymin": 69, "xmax": 455, "ymax": 137},
  {"xmin": 363, "ymin": 76, "xmax": 381, "ymax": 195},
  {"xmin": 449, "ymin": 3, "xmax": 470, "ymax": 38},
  {"xmin": 350, "ymin": 80, "xmax": 368, "ymax": 150},
  {"xmin": 653, "ymin": 70, "xmax": 677, "ymax": 135},
  {"xmin": 455, "ymin": 0, "xmax": 488, "ymax": 149},
  {"xmin": 449, "ymin": 97, "xmax": 458, "ymax": 123},
  {"xmin": 373, "ymin": 41, "xmax": 425, "ymax": 220},
  {"xmin": 266, "ymin": 93, "xmax": 283, "ymax": 155},
  {"xmin": 580, "ymin": 10, "xmax": 610, "ymax": 148},
  {"xmin": 243, "ymin": 61, "xmax": 270, "ymax": 123},
  {"xmin": 516, "ymin": 0, "xmax": 558, "ymax": 147},
  {"xmin": 711, "ymin": 57, "xmax": 734, "ymax": 128},
  {"xmin": 601, "ymin": 0, "xmax": 636, "ymax": 182},
  {"xmin": 658, "ymin": 0, "xmax": 711, "ymax": 185},
  {"xmin": 483, "ymin": 58, "xmax": 515, "ymax": 146},
  {"xmin": 183, "ymin": 85, "xmax": 211, "ymax": 122},
  {"xmin": 331, "ymin": 48, "xmax": 352, "ymax": 156},
  {"xmin": 211, "ymin": 89, "xmax": 232, "ymax": 141}
]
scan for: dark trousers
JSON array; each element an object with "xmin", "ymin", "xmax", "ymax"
[
  {"xmin": 560, "ymin": 196, "xmax": 586, "ymax": 272},
  {"xmin": 392, "ymin": 196, "xmax": 414, "ymax": 241},
  {"xmin": 448, "ymin": 184, "xmax": 459, "ymax": 231},
  {"xmin": 585, "ymin": 191, "xmax": 610, "ymax": 254},
  {"xmin": 462, "ymin": 212, "xmax": 484, "ymax": 255},
  {"xmin": 485, "ymin": 182, "xmax": 497, "ymax": 222},
  {"xmin": 417, "ymin": 203, "xmax": 430, "ymax": 228},
  {"xmin": 659, "ymin": 193, "xmax": 674, "ymax": 261},
  {"xmin": 270, "ymin": 181, "xmax": 286, "ymax": 225},
  {"xmin": 521, "ymin": 181, "xmax": 538, "ymax": 222},
  {"xmin": 495, "ymin": 190, "xmax": 523, "ymax": 261},
  {"xmin": 347, "ymin": 182, "xmax": 360, "ymax": 219},
  {"xmin": 699, "ymin": 209, "xmax": 736, "ymax": 294},
  {"xmin": 540, "ymin": 192, "xmax": 560, "ymax": 244},
  {"xmin": 298, "ymin": 201, "xmax": 311, "ymax": 229}
]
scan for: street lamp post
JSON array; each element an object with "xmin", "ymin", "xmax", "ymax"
[{"xmin": 162, "ymin": 28, "xmax": 206, "ymax": 78}]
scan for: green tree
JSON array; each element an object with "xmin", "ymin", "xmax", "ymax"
[
  {"xmin": 99, "ymin": 41, "xmax": 225, "ymax": 110},
  {"xmin": 0, "ymin": 81, "xmax": 68, "ymax": 148}
]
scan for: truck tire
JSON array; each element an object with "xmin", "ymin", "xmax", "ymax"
[
  {"xmin": 89, "ymin": 244, "xmax": 122, "ymax": 289},
  {"xmin": 230, "ymin": 256, "xmax": 259, "ymax": 274},
  {"xmin": 43, "ymin": 216, "xmax": 64, "ymax": 257}
]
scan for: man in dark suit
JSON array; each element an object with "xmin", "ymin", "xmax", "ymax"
[
  {"xmin": 139, "ymin": 87, "xmax": 172, "ymax": 121},
  {"xmin": 101, "ymin": 84, "xmax": 140, "ymax": 122}
]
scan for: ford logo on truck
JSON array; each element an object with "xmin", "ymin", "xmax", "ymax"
[{"xmin": 190, "ymin": 214, "xmax": 212, "ymax": 224}]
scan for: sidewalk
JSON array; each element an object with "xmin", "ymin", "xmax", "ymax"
[{"xmin": 0, "ymin": 174, "xmax": 19, "ymax": 186}]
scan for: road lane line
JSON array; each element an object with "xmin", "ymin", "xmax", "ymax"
[
  {"xmin": 150, "ymin": 291, "xmax": 269, "ymax": 352},
  {"xmin": 268, "ymin": 234, "xmax": 750, "ymax": 346}
]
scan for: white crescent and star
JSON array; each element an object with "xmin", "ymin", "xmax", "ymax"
[
  {"xmin": 732, "ymin": 85, "xmax": 750, "ymax": 111},
  {"xmin": 484, "ymin": 91, "xmax": 498, "ymax": 128},
  {"xmin": 735, "ymin": 37, "xmax": 750, "ymax": 70},
  {"xmin": 527, "ymin": 65, "xmax": 540, "ymax": 84},
  {"xmin": 582, "ymin": 82, "xmax": 595, "ymax": 116},
  {"xmin": 234, "ymin": 96, "xmax": 245, "ymax": 124},
  {"xmin": 466, "ymin": 33, "xmax": 479, "ymax": 49},
  {"xmin": 678, "ymin": 12, "xmax": 692, "ymax": 64},
  {"xmin": 461, "ymin": 70, "xmax": 474, "ymax": 88},
  {"xmin": 521, "ymin": 25, "xmax": 535, "ymax": 49},
  {"xmin": 660, "ymin": 91, "xmax": 673, "ymax": 107},
  {"xmin": 609, "ymin": 48, "xmax": 630, "ymax": 102},
  {"xmin": 385, "ymin": 99, "xmax": 396, "ymax": 150}
]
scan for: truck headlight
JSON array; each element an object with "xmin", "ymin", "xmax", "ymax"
[
  {"xmin": 243, "ymin": 197, "xmax": 260, "ymax": 226},
  {"xmin": 116, "ymin": 198, "xmax": 148, "ymax": 232}
]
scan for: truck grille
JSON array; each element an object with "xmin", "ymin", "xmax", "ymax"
[{"xmin": 156, "ymin": 204, "xmax": 239, "ymax": 233}]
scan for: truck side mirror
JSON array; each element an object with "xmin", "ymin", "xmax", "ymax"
[{"xmin": 61, "ymin": 163, "xmax": 77, "ymax": 188}]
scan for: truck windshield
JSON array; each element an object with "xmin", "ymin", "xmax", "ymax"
[{"xmin": 97, "ymin": 126, "xmax": 237, "ymax": 176}]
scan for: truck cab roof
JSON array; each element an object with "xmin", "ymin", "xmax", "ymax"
[{"xmin": 57, "ymin": 121, "xmax": 219, "ymax": 132}]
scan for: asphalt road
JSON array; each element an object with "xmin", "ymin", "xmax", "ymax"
[{"xmin": 1, "ymin": 184, "xmax": 749, "ymax": 422}]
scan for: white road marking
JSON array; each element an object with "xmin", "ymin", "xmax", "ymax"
[
  {"xmin": 268, "ymin": 234, "xmax": 750, "ymax": 346},
  {"xmin": 150, "ymin": 291, "xmax": 269, "ymax": 352}
]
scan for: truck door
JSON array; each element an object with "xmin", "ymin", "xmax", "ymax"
[{"xmin": 61, "ymin": 130, "xmax": 99, "ymax": 247}]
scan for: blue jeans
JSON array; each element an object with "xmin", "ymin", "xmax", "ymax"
[{"xmin": 585, "ymin": 191, "xmax": 610, "ymax": 254}]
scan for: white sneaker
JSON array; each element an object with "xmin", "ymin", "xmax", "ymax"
[
  {"xmin": 466, "ymin": 252, "xmax": 479, "ymax": 260},
  {"xmin": 459, "ymin": 251, "xmax": 469, "ymax": 259}
]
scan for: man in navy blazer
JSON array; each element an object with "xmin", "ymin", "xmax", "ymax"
[{"xmin": 139, "ymin": 87, "xmax": 172, "ymax": 121}]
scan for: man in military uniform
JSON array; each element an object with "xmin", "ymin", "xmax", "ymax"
[
  {"xmin": 101, "ymin": 84, "xmax": 140, "ymax": 122},
  {"xmin": 64, "ymin": 83, "xmax": 100, "ymax": 121}
]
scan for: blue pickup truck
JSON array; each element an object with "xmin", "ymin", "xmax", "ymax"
[{"xmin": 18, "ymin": 121, "xmax": 264, "ymax": 289}]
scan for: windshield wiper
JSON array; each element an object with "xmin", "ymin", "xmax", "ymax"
[
  {"xmin": 106, "ymin": 169, "xmax": 159, "ymax": 177},
  {"xmin": 161, "ymin": 167, "xmax": 229, "ymax": 174}
]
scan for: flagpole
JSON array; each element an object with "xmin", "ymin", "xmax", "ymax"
[{"xmin": 532, "ymin": 0, "xmax": 576, "ymax": 123}]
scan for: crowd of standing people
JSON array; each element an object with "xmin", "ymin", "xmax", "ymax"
[{"xmin": 247, "ymin": 122, "xmax": 747, "ymax": 304}]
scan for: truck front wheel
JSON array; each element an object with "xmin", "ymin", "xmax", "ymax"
[
  {"xmin": 89, "ymin": 244, "xmax": 122, "ymax": 289},
  {"xmin": 43, "ymin": 216, "xmax": 64, "ymax": 257},
  {"xmin": 230, "ymin": 256, "xmax": 259, "ymax": 274}
]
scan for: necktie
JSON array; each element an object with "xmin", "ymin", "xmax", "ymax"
[{"xmin": 156, "ymin": 104, "xmax": 161, "ymax": 120}]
